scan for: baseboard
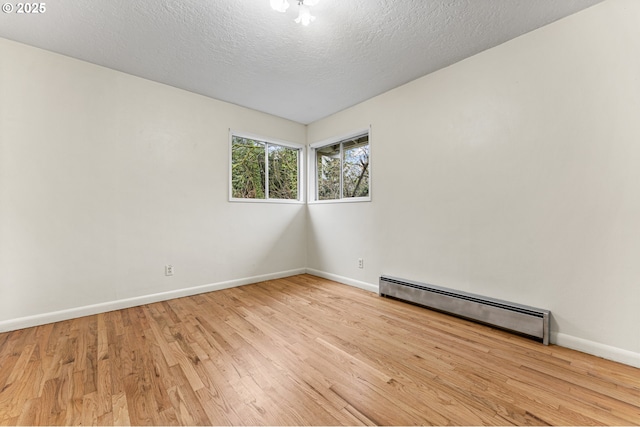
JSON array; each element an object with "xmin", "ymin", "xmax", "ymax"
[
  {"xmin": 0, "ymin": 268, "xmax": 306, "ymax": 333},
  {"xmin": 4, "ymin": 269, "xmax": 638, "ymax": 369},
  {"xmin": 305, "ymin": 268, "xmax": 378, "ymax": 294},
  {"xmin": 306, "ymin": 269, "xmax": 640, "ymax": 369},
  {"xmin": 553, "ymin": 332, "xmax": 640, "ymax": 368}
]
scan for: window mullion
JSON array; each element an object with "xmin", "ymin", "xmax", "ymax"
[
  {"xmin": 297, "ymin": 149, "xmax": 302, "ymax": 201},
  {"xmin": 264, "ymin": 143, "xmax": 269, "ymax": 199},
  {"xmin": 339, "ymin": 142, "xmax": 344, "ymax": 199},
  {"xmin": 314, "ymin": 149, "xmax": 318, "ymax": 201}
]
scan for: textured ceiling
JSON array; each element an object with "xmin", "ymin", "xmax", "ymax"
[{"xmin": 0, "ymin": 0, "xmax": 603, "ymax": 124}]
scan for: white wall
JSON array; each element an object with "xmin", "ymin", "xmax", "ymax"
[
  {"xmin": 0, "ymin": 38, "xmax": 307, "ymax": 328},
  {"xmin": 307, "ymin": 0, "xmax": 640, "ymax": 366}
]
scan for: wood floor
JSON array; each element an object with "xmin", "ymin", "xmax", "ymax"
[{"xmin": 0, "ymin": 274, "xmax": 638, "ymax": 425}]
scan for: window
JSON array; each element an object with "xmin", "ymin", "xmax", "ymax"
[
  {"xmin": 312, "ymin": 131, "xmax": 370, "ymax": 202},
  {"xmin": 230, "ymin": 133, "xmax": 302, "ymax": 202}
]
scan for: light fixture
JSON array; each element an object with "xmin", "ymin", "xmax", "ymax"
[
  {"xmin": 295, "ymin": 4, "xmax": 315, "ymax": 26},
  {"xmin": 271, "ymin": 0, "xmax": 318, "ymax": 26},
  {"xmin": 270, "ymin": 0, "xmax": 289, "ymax": 13}
]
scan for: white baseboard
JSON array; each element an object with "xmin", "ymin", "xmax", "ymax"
[
  {"xmin": 0, "ymin": 268, "xmax": 306, "ymax": 333},
  {"xmin": 305, "ymin": 268, "xmax": 378, "ymax": 294},
  {"xmin": 3, "ymin": 268, "xmax": 638, "ymax": 369},
  {"xmin": 553, "ymin": 332, "xmax": 640, "ymax": 369},
  {"xmin": 306, "ymin": 269, "xmax": 640, "ymax": 369}
]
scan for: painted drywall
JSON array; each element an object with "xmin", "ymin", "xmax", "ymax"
[
  {"xmin": 307, "ymin": 0, "xmax": 640, "ymax": 364},
  {"xmin": 0, "ymin": 38, "xmax": 307, "ymax": 326}
]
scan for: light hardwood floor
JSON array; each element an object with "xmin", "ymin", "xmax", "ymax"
[{"xmin": 0, "ymin": 274, "xmax": 638, "ymax": 425}]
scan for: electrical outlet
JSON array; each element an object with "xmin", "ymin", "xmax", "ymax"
[
  {"xmin": 358, "ymin": 258, "xmax": 364, "ymax": 269},
  {"xmin": 165, "ymin": 265, "xmax": 174, "ymax": 276}
]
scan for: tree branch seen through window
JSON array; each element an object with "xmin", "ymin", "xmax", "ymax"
[
  {"xmin": 316, "ymin": 133, "xmax": 369, "ymax": 201},
  {"xmin": 231, "ymin": 135, "xmax": 300, "ymax": 201}
]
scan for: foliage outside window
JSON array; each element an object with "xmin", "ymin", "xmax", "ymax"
[
  {"xmin": 315, "ymin": 133, "xmax": 369, "ymax": 201},
  {"xmin": 231, "ymin": 134, "xmax": 300, "ymax": 201}
]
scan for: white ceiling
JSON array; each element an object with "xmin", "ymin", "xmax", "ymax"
[{"xmin": 0, "ymin": 0, "xmax": 603, "ymax": 124}]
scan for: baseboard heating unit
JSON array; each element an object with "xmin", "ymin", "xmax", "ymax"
[{"xmin": 379, "ymin": 276, "xmax": 550, "ymax": 345}]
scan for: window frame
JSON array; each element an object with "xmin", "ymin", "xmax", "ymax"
[
  {"xmin": 229, "ymin": 130, "xmax": 305, "ymax": 204},
  {"xmin": 308, "ymin": 127, "xmax": 371, "ymax": 204}
]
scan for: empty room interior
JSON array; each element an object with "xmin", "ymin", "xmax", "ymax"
[{"xmin": 1, "ymin": 0, "xmax": 639, "ymax": 425}]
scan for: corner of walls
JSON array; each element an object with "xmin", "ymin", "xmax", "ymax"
[{"xmin": 305, "ymin": 268, "xmax": 378, "ymax": 294}]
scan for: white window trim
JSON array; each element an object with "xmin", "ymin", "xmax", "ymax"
[
  {"xmin": 229, "ymin": 130, "xmax": 305, "ymax": 204},
  {"xmin": 308, "ymin": 127, "xmax": 371, "ymax": 204}
]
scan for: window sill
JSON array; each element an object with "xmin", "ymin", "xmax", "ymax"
[
  {"xmin": 308, "ymin": 197, "xmax": 371, "ymax": 205},
  {"xmin": 229, "ymin": 198, "xmax": 305, "ymax": 205}
]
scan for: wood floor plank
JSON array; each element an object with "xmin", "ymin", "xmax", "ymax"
[
  {"xmin": 15, "ymin": 397, "xmax": 39, "ymax": 426},
  {"xmin": 62, "ymin": 370, "xmax": 84, "ymax": 426},
  {"xmin": 193, "ymin": 370, "xmax": 237, "ymax": 425},
  {"xmin": 97, "ymin": 411, "xmax": 114, "ymax": 426},
  {"xmin": 39, "ymin": 377, "xmax": 62, "ymax": 420},
  {"xmin": 96, "ymin": 358, "xmax": 113, "ymax": 417},
  {"xmin": 4, "ymin": 344, "xmax": 36, "ymax": 387},
  {"xmin": 0, "ymin": 274, "xmax": 639, "ymax": 425},
  {"xmin": 122, "ymin": 371, "xmax": 155, "ymax": 425},
  {"xmin": 167, "ymin": 365, "xmax": 211, "ymax": 426},
  {"xmin": 111, "ymin": 392, "xmax": 131, "ymax": 426},
  {"xmin": 81, "ymin": 391, "xmax": 99, "ymax": 426},
  {"xmin": 0, "ymin": 354, "xmax": 19, "ymax": 397}
]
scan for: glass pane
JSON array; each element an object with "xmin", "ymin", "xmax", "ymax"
[
  {"xmin": 316, "ymin": 144, "xmax": 341, "ymax": 200},
  {"xmin": 343, "ymin": 136, "xmax": 369, "ymax": 198},
  {"xmin": 231, "ymin": 136, "xmax": 266, "ymax": 199},
  {"xmin": 268, "ymin": 144, "xmax": 299, "ymax": 200}
]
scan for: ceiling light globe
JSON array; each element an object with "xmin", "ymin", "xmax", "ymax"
[
  {"xmin": 270, "ymin": 0, "xmax": 290, "ymax": 13},
  {"xmin": 295, "ymin": 5, "xmax": 315, "ymax": 26}
]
